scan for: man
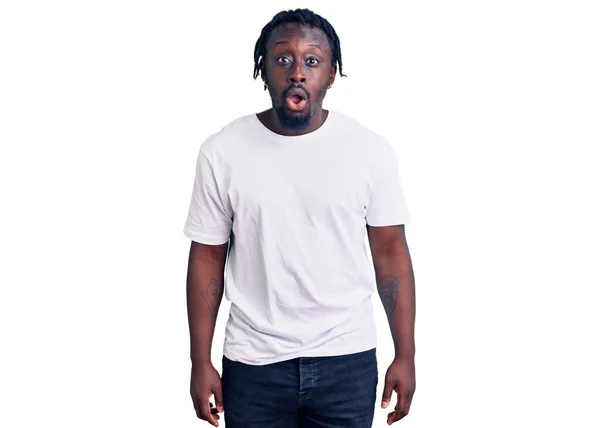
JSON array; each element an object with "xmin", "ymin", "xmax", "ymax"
[{"xmin": 184, "ymin": 8, "xmax": 415, "ymax": 427}]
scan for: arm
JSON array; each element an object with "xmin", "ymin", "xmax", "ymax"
[
  {"xmin": 186, "ymin": 239, "xmax": 229, "ymax": 365},
  {"xmin": 367, "ymin": 224, "xmax": 415, "ymax": 358},
  {"xmin": 367, "ymin": 224, "xmax": 416, "ymax": 424},
  {"xmin": 186, "ymin": 239, "xmax": 229, "ymax": 426}
]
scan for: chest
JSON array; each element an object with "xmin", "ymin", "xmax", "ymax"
[{"xmin": 226, "ymin": 146, "xmax": 371, "ymax": 222}]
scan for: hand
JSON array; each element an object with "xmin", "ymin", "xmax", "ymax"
[
  {"xmin": 381, "ymin": 357, "xmax": 416, "ymax": 425},
  {"xmin": 190, "ymin": 362, "xmax": 225, "ymax": 427}
]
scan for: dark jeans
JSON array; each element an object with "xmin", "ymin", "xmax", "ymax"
[{"xmin": 221, "ymin": 348, "xmax": 378, "ymax": 428}]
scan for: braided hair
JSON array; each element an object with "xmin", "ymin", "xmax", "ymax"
[{"xmin": 252, "ymin": 8, "xmax": 347, "ymax": 80}]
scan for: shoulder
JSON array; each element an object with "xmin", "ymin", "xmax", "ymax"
[
  {"xmin": 198, "ymin": 114, "xmax": 254, "ymax": 160},
  {"xmin": 330, "ymin": 110, "xmax": 394, "ymax": 155}
]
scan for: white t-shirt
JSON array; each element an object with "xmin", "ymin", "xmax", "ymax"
[{"xmin": 183, "ymin": 109, "xmax": 410, "ymax": 365}]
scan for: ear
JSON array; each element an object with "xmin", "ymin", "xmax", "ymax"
[
  {"xmin": 259, "ymin": 58, "xmax": 266, "ymax": 81},
  {"xmin": 329, "ymin": 64, "xmax": 337, "ymax": 85}
]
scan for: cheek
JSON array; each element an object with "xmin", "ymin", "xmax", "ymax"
[{"xmin": 315, "ymin": 83, "xmax": 328, "ymax": 100}]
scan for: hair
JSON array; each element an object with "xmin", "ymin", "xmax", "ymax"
[{"xmin": 252, "ymin": 8, "xmax": 347, "ymax": 80}]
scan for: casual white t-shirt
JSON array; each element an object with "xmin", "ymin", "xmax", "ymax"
[{"xmin": 183, "ymin": 109, "xmax": 410, "ymax": 365}]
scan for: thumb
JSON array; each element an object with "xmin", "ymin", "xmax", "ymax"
[
  {"xmin": 213, "ymin": 384, "xmax": 224, "ymax": 412},
  {"xmin": 381, "ymin": 382, "xmax": 394, "ymax": 409}
]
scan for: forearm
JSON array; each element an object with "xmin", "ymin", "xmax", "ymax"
[
  {"xmin": 374, "ymin": 254, "xmax": 415, "ymax": 359},
  {"xmin": 186, "ymin": 243, "xmax": 227, "ymax": 365}
]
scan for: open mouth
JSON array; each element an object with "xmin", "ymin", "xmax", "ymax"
[{"xmin": 285, "ymin": 90, "xmax": 308, "ymax": 111}]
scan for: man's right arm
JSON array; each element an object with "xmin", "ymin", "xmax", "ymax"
[{"xmin": 186, "ymin": 239, "xmax": 229, "ymax": 365}]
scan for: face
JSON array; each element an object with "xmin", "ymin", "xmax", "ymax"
[{"xmin": 261, "ymin": 22, "xmax": 336, "ymax": 130}]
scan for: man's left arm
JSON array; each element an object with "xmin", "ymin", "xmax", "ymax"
[{"xmin": 367, "ymin": 224, "xmax": 416, "ymax": 425}]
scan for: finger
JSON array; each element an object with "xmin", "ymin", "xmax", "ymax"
[
  {"xmin": 213, "ymin": 384, "xmax": 225, "ymax": 413},
  {"xmin": 400, "ymin": 393, "xmax": 413, "ymax": 418},
  {"xmin": 192, "ymin": 397, "xmax": 204, "ymax": 420},
  {"xmin": 395, "ymin": 391, "xmax": 412, "ymax": 419},
  {"xmin": 405, "ymin": 394, "xmax": 414, "ymax": 412},
  {"xmin": 386, "ymin": 400, "xmax": 397, "ymax": 424},
  {"xmin": 386, "ymin": 403, "xmax": 396, "ymax": 423},
  {"xmin": 396, "ymin": 394, "xmax": 405, "ymax": 421},
  {"xmin": 381, "ymin": 381, "xmax": 395, "ymax": 409},
  {"xmin": 389, "ymin": 400, "xmax": 407, "ymax": 423},
  {"xmin": 202, "ymin": 399, "xmax": 218, "ymax": 426}
]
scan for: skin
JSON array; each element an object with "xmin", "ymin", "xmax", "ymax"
[
  {"xmin": 187, "ymin": 241, "xmax": 228, "ymax": 426},
  {"xmin": 367, "ymin": 224, "xmax": 416, "ymax": 424},
  {"xmin": 256, "ymin": 23, "xmax": 417, "ymax": 424},
  {"xmin": 189, "ymin": 22, "xmax": 416, "ymax": 427},
  {"xmin": 257, "ymin": 22, "xmax": 337, "ymax": 136}
]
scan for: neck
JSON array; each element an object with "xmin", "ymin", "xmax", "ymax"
[{"xmin": 257, "ymin": 107, "xmax": 329, "ymax": 137}]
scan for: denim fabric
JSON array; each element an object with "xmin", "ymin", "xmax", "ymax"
[{"xmin": 221, "ymin": 348, "xmax": 378, "ymax": 428}]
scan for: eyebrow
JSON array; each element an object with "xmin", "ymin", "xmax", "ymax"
[{"xmin": 273, "ymin": 41, "xmax": 323, "ymax": 51}]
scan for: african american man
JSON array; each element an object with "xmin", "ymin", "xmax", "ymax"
[{"xmin": 184, "ymin": 8, "xmax": 416, "ymax": 428}]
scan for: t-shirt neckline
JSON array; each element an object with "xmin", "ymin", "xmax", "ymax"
[{"xmin": 250, "ymin": 109, "xmax": 336, "ymax": 143}]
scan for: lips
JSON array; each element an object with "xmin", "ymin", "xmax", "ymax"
[{"xmin": 285, "ymin": 87, "xmax": 308, "ymax": 111}]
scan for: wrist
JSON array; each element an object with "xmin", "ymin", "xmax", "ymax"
[
  {"xmin": 191, "ymin": 356, "xmax": 213, "ymax": 366},
  {"xmin": 394, "ymin": 351, "xmax": 415, "ymax": 361}
]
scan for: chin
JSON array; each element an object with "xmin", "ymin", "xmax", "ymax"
[{"xmin": 274, "ymin": 105, "xmax": 313, "ymax": 131}]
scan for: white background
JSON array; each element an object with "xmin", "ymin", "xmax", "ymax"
[{"xmin": 1, "ymin": 0, "xmax": 599, "ymax": 427}]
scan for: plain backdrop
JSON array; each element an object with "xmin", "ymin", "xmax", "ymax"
[{"xmin": 1, "ymin": 0, "xmax": 599, "ymax": 427}]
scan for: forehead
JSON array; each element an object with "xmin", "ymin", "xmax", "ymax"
[{"xmin": 266, "ymin": 22, "xmax": 331, "ymax": 52}]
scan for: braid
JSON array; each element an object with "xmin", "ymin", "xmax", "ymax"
[{"xmin": 253, "ymin": 8, "xmax": 347, "ymax": 80}]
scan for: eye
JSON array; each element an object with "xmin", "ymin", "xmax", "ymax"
[
  {"xmin": 277, "ymin": 57, "xmax": 290, "ymax": 64},
  {"xmin": 307, "ymin": 58, "xmax": 319, "ymax": 66}
]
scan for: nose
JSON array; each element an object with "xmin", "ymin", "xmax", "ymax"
[{"xmin": 289, "ymin": 63, "xmax": 306, "ymax": 84}]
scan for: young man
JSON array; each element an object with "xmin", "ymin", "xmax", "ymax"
[{"xmin": 184, "ymin": 8, "xmax": 415, "ymax": 427}]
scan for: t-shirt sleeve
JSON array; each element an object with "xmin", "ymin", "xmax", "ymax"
[
  {"xmin": 183, "ymin": 148, "xmax": 232, "ymax": 245},
  {"xmin": 365, "ymin": 141, "xmax": 411, "ymax": 227}
]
